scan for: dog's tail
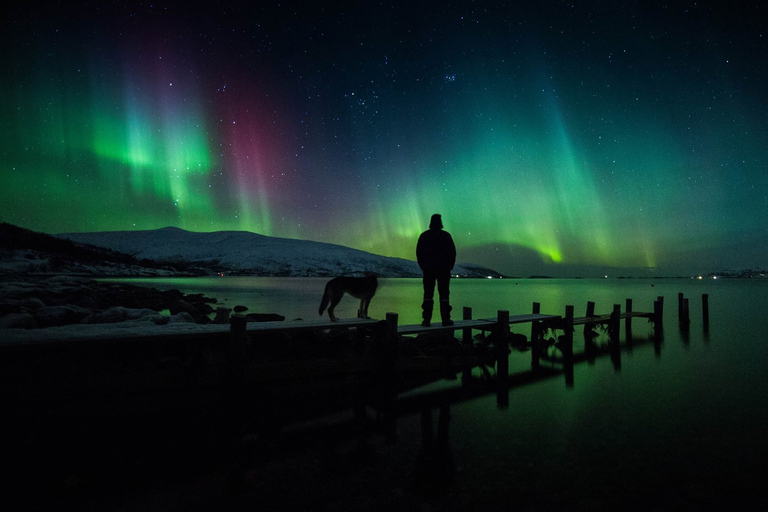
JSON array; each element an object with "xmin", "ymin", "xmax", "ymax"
[{"xmin": 318, "ymin": 283, "xmax": 330, "ymax": 316}]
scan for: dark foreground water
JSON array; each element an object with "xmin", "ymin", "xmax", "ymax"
[{"xmin": 91, "ymin": 277, "xmax": 768, "ymax": 510}]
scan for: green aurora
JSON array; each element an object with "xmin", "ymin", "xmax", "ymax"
[{"xmin": 2, "ymin": 1, "xmax": 766, "ymax": 276}]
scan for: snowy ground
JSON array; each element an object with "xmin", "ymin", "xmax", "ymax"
[{"xmin": 0, "ymin": 320, "xmax": 233, "ymax": 345}]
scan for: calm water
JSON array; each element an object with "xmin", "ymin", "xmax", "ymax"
[{"xmin": 107, "ymin": 276, "xmax": 768, "ymax": 508}]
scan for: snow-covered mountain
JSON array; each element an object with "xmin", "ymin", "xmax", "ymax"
[{"xmin": 58, "ymin": 227, "xmax": 504, "ymax": 278}]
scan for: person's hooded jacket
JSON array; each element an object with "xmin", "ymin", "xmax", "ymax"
[{"xmin": 416, "ymin": 214, "xmax": 456, "ymax": 273}]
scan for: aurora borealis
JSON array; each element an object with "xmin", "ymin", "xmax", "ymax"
[{"xmin": 2, "ymin": 1, "xmax": 766, "ymax": 276}]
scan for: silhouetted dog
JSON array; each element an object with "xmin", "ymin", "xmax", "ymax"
[{"xmin": 318, "ymin": 275, "xmax": 378, "ymax": 321}]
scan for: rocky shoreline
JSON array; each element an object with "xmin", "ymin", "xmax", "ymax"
[{"xmin": 0, "ymin": 275, "xmax": 236, "ymax": 330}]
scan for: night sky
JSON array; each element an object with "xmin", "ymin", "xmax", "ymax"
[{"xmin": 2, "ymin": 1, "xmax": 766, "ymax": 276}]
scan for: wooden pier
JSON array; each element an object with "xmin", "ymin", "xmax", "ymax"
[
  {"xmin": 0, "ymin": 296, "xmax": 666, "ymax": 407},
  {"xmin": 0, "ymin": 293, "xmax": 678, "ymax": 434},
  {"xmin": 0, "ymin": 291, "xmax": 714, "ymax": 501}
]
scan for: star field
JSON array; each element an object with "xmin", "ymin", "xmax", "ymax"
[{"xmin": 1, "ymin": 1, "xmax": 767, "ymax": 275}]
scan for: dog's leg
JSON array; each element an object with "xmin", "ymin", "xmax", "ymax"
[
  {"xmin": 360, "ymin": 297, "xmax": 371, "ymax": 319},
  {"xmin": 357, "ymin": 298, "xmax": 365, "ymax": 318},
  {"xmin": 328, "ymin": 295, "xmax": 343, "ymax": 322}
]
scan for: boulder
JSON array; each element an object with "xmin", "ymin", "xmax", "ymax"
[
  {"xmin": 0, "ymin": 297, "xmax": 46, "ymax": 316},
  {"xmin": 169, "ymin": 299, "xmax": 200, "ymax": 317},
  {"xmin": 246, "ymin": 313, "xmax": 286, "ymax": 322},
  {"xmin": 214, "ymin": 307, "xmax": 232, "ymax": 324},
  {"xmin": 34, "ymin": 305, "xmax": 93, "ymax": 327},
  {"xmin": 0, "ymin": 313, "xmax": 37, "ymax": 329},
  {"xmin": 20, "ymin": 297, "xmax": 47, "ymax": 311},
  {"xmin": 168, "ymin": 312, "xmax": 197, "ymax": 324},
  {"xmin": 84, "ymin": 307, "xmax": 160, "ymax": 324}
]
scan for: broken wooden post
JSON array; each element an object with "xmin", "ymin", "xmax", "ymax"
[{"xmin": 625, "ymin": 298, "xmax": 633, "ymax": 341}]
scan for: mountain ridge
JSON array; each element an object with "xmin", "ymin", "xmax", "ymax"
[{"xmin": 55, "ymin": 226, "xmax": 505, "ymax": 278}]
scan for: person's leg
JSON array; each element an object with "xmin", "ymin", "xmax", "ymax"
[
  {"xmin": 422, "ymin": 272, "xmax": 436, "ymax": 326},
  {"xmin": 437, "ymin": 272, "xmax": 453, "ymax": 326}
]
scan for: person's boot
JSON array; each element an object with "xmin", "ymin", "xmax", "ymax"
[
  {"xmin": 440, "ymin": 302, "xmax": 453, "ymax": 326},
  {"xmin": 421, "ymin": 300, "xmax": 434, "ymax": 327}
]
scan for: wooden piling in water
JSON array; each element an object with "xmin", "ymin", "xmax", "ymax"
[
  {"xmin": 228, "ymin": 314, "xmax": 248, "ymax": 384},
  {"xmin": 462, "ymin": 307, "xmax": 473, "ymax": 385},
  {"xmin": 680, "ymin": 296, "xmax": 690, "ymax": 332},
  {"xmin": 625, "ymin": 298, "xmax": 633, "ymax": 340},
  {"xmin": 702, "ymin": 293, "xmax": 710, "ymax": 330},
  {"xmin": 530, "ymin": 302, "xmax": 541, "ymax": 345},
  {"xmin": 563, "ymin": 305, "xmax": 575, "ymax": 387},
  {"xmin": 462, "ymin": 307, "xmax": 473, "ymax": 346},
  {"xmin": 495, "ymin": 310, "xmax": 510, "ymax": 380},
  {"xmin": 584, "ymin": 301, "xmax": 596, "ymax": 338},
  {"xmin": 561, "ymin": 305, "xmax": 575, "ymax": 361},
  {"xmin": 531, "ymin": 305, "xmax": 543, "ymax": 371},
  {"xmin": 385, "ymin": 313, "xmax": 399, "ymax": 366},
  {"xmin": 496, "ymin": 310, "xmax": 510, "ymax": 408},
  {"xmin": 653, "ymin": 297, "xmax": 664, "ymax": 340},
  {"xmin": 609, "ymin": 305, "xmax": 622, "ymax": 371},
  {"xmin": 610, "ymin": 304, "xmax": 621, "ymax": 342}
]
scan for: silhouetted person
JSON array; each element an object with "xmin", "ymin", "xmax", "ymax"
[{"xmin": 417, "ymin": 214, "xmax": 456, "ymax": 326}]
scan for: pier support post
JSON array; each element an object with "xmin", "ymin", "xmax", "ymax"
[
  {"xmin": 680, "ymin": 298, "xmax": 690, "ymax": 332},
  {"xmin": 462, "ymin": 307, "xmax": 473, "ymax": 386},
  {"xmin": 496, "ymin": 310, "xmax": 510, "ymax": 408},
  {"xmin": 702, "ymin": 293, "xmax": 709, "ymax": 331},
  {"xmin": 385, "ymin": 313, "xmax": 399, "ymax": 361},
  {"xmin": 625, "ymin": 298, "xmax": 633, "ymax": 341},
  {"xmin": 495, "ymin": 310, "xmax": 510, "ymax": 379},
  {"xmin": 653, "ymin": 297, "xmax": 664, "ymax": 346},
  {"xmin": 610, "ymin": 304, "xmax": 621, "ymax": 343},
  {"xmin": 531, "ymin": 304, "xmax": 543, "ymax": 371},
  {"xmin": 563, "ymin": 305, "xmax": 574, "ymax": 387},
  {"xmin": 226, "ymin": 313, "xmax": 249, "ymax": 491},
  {"xmin": 215, "ymin": 306, "xmax": 232, "ymax": 324},
  {"xmin": 609, "ymin": 305, "xmax": 621, "ymax": 371},
  {"xmin": 530, "ymin": 302, "xmax": 541, "ymax": 345},
  {"xmin": 584, "ymin": 301, "xmax": 596, "ymax": 338},
  {"xmin": 462, "ymin": 307, "xmax": 473, "ymax": 346},
  {"xmin": 530, "ymin": 302, "xmax": 543, "ymax": 371},
  {"xmin": 228, "ymin": 314, "xmax": 248, "ymax": 385}
]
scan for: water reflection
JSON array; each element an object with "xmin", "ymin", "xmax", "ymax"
[
  {"xmin": 75, "ymin": 277, "xmax": 766, "ymax": 509},
  {"xmin": 414, "ymin": 405, "xmax": 454, "ymax": 498},
  {"xmin": 236, "ymin": 316, "xmax": 672, "ymax": 507}
]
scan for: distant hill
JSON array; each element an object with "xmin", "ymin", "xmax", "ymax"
[
  {"xmin": 0, "ymin": 222, "xmax": 174, "ymax": 276},
  {"xmin": 54, "ymin": 226, "xmax": 504, "ymax": 278}
]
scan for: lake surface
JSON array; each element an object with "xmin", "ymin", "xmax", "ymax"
[{"xmin": 106, "ymin": 276, "xmax": 768, "ymax": 509}]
